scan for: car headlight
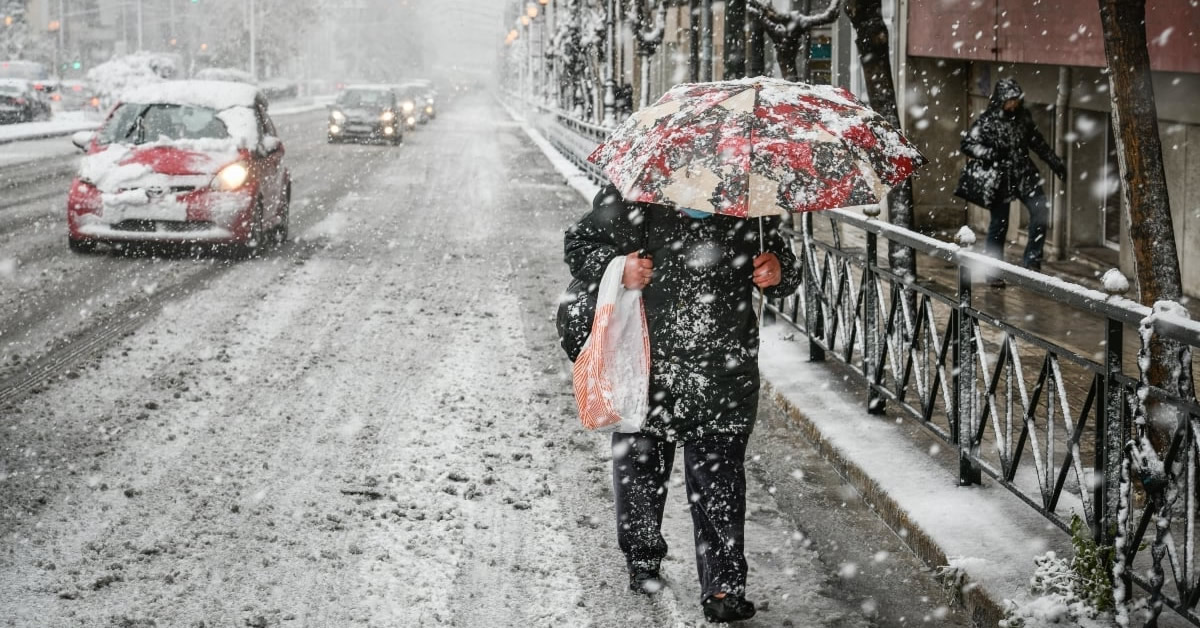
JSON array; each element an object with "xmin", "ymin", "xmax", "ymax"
[
  {"xmin": 214, "ymin": 162, "xmax": 250, "ymax": 191},
  {"xmin": 406, "ymin": 116, "xmax": 416, "ymax": 126},
  {"xmin": 330, "ymin": 110, "xmax": 346, "ymax": 123},
  {"xmin": 401, "ymin": 101, "xmax": 414, "ymax": 114},
  {"xmin": 380, "ymin": 110, "xmax": 396, "ymax": 122},
  {"xmin": 425, "ymin": 106, "xmax": 433, "ymax": 114}
]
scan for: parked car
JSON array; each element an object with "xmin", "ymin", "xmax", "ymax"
[
  {"xmin": 56, "ymin": 80, "xmax": 103, "ymax": 113},
  {"xmin": 0, "ymin": 79, "xmax": 51, "ymax": 123},
  {"xmin": 327, "ymin": 85, "xmax": 402, "ymax": 145},
  {"xmin": 66, "ymin": 80, "xmax": 291, "ymax": 255}
]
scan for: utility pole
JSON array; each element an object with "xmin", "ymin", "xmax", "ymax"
[
  {"xmin": 249, "ymin": 0, "xmax": 257, "ymax": 81},
  {"xmin": 700, "ymin": 0, "xmax": 712, "ymax": 81},
  {"xmin": 57, "ymin": 0, "xmax": 65, "ymax": 74}
]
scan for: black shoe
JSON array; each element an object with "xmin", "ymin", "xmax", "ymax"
[
  {"xmin": 702, "ymin": 594, "xmax": 757, "ymax": 623},
  {"xmin": 629, "ymin": 569, "xmax": 664, "ymax": 595}
]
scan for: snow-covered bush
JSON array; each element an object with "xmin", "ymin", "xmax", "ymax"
[{"xmin": 1000, "ymin": 515, "xmax": 1115, "ymax": 627}]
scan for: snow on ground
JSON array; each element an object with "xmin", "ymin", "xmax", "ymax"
[{"xmin": 0, "ymin": 97, "xmax": 873, "ymax": 627}]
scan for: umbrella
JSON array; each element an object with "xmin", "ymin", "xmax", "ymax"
[{"xmin": 587, "ymin": 76, "xmax": 926, "ymax": 217}]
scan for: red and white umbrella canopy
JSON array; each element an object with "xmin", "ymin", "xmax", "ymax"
[{"xmin": 588, "ymin": 77, "xmax": 926, "ymax": 218}]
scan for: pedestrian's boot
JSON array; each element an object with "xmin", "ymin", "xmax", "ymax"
[
  {"xmin": 628, "ymin": 565, "xmax": 664, "ymax": 595},
  {"xmin": 702, "ymin": 594, "xmax": 757, "ymax": 623}
]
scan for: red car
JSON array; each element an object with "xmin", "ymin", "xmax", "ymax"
[{"xmin": 67, "ymin": 80, "xmax": 290, "ymax": 255}]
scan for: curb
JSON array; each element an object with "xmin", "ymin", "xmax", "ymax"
[{"xmin": 762, "ymin": 378, "xmax": 1006, "ymax": 628}]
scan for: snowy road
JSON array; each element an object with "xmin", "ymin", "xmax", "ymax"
[{"xmin": 0, "ymin": 94, "xmax": 965, "ymax": 627}]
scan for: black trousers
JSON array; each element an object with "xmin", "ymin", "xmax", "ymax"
[{"xmin": 612, "ymin": 431, "xmax": 749, "ymax": 601}]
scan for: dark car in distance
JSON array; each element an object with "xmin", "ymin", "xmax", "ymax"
[
  {"xmin": 0, "ymin": 79, "xmax": 52, "ymax": 123},
  {"xmin": 327, "ymin": 85, "xmax": 402, "ymax": 145}
]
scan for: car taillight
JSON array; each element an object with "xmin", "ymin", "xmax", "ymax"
[
  {"xmin": 90, "ymin": 97, "xmax": 100, "ymax": 107},
  {"xmin": 15, "ymin": 98, "xmax": 25, "ymax": 105}
]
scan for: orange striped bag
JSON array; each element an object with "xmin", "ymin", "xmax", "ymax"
[{"xmin": 572, "ymin": 255, "xmax": 650, "ymax": 432}]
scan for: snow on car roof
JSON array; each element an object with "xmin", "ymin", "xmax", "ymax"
[{"xmin": 121, "ymin": 80, "xmax": 260, "ymax": 110}]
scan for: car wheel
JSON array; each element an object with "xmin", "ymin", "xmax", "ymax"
[
  {"xmin": 68, "ymin": 237, "xmax": 97, "ymax": 253},
  {"xmin": 235, "ymin": 199, "xmax": 266, "ymax": 259},
  {"xmin": 272, "ymin": 182, "xmax": 291, "ymax": 246}
]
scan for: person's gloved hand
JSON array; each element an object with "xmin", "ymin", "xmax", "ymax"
[{"xmin": 1052, "ymin": 161, "xmax": 1067, "ymax": 181}]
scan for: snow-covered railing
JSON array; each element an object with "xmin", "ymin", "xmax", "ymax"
[
  {"xmin": 502, "ymin": 92, "xmax": 608, "ymax": 186},
  {"xmin": 771, "ymin": 209, "xmax": 1200, "ymax": 626}
]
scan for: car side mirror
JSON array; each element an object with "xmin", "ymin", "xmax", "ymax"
[
  {"xmin": 260, "ymin": 136, "xmax": 283, "ymax": 156},
  {"xmin": 71, "ymin": 130, "xmax": 95, "ymax": 152}
]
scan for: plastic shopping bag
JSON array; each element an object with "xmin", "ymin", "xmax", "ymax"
[{"xmin": 572, "ymin": 255, "xmax": 650, "ymax": 432}]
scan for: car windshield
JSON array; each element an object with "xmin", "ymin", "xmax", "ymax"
[
  {"xmin": 0, "ymin": 84, "xmax": 21, "ymax": 95},
  {"xmin": 337, "ymin": 90, "xmax": 391, "ymax": 108},
  {"xmin": 99, "ymin": 103, "xmax": 230, "ymax": 145}
]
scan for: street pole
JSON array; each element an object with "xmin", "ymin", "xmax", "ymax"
[
  {"xmin": 700, "ymin": 0, "xmax": 712, "ymax": 81},
  {"xmin": 603, "ymin": 0, "xmax": 616, "ymax": 126},
  {"xmin": 249, "ymin": 0, "xmax": 257, "ymax": 81},
  {"xmin": 57, "ymin": 0, "xmax": 65, "ymax": 74}
]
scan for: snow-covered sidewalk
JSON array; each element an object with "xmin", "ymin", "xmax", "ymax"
[{"xmin": 511, "ymin": 106, "xmax": 1198, "ymax": 628}]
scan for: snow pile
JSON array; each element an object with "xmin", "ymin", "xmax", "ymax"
[
  {"xmin": 1100, "ymin": 269, "xmax": 1130, "ymax": 294},
  {"xmin": 955, "ymin": 225, "xmax": 976, "ymax": 246},
  {"xmin": 999, "ymin": 551, "xmax": 1115, "ymax": 627},
  {"xmin": 86, "ymin": 52, "xmax": 178, "ymax": 105},
  {"xmin": 78, "ymin": 145, "xmax": 149, "ymax": 192}
]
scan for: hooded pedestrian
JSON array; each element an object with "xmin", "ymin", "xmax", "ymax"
[
  {"xmin": 954, "ymin": 78, "xmax": 1066, "ymax": 284},
  {"xmin": 564, "ymin": 185, "xmax": 801, "ymax": 623}
]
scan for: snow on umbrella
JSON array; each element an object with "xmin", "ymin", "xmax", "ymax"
[{"xmin": 587, "ymin": 76, "xmax": 926, "ymax": 217}]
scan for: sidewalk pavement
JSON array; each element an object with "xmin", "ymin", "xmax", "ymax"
[{"xmin": 511, "ymin": 110, "xmax": 1192, "ymax": 628}]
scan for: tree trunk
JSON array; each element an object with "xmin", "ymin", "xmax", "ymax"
[
  {"xmin": 775, "ymin": 41, "xmax": 801, "ymax": 82},
  {"xmin": 748, "ymin": 15, "xmax": 766, "ymax": 76},
  {"xmin": 844, "ymin": 0, "xmax": 914, "ymax": 281},
  {"xmin": 724, "ymin": 0, "xmax": 746, "ymax": 79},
  {"xmin": 1097, "ymin": 0, "xmax": 1193, "ymax": 447}
]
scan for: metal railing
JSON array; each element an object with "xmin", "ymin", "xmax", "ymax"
[
  {"xmin": 775, "ymin": 209, "xmax": 1200, "ymax": 625},
  {"xmin": 531, "ymin": 104, "xmax": 1200, "ymax": 625}
]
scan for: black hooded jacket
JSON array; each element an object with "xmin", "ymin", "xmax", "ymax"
[
  {"xmin": 954, "ymin": 78, "xmax": 1065, "ymax": 208},
  {"xmin": 563, "ymin": 186, "xmax": 802, "ymax": 442}
]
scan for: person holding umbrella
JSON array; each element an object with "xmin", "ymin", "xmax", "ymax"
[
  {"xmin": 565, "ymin": 185, "xmax": 800, "ymax": 622},
  {"xmin": 954, "ymin": 78, "xmax": 1066, "ymax": 285},
  {"xmin": 565, "ymin": 78, "xmax": 926, "ymax": 623}
]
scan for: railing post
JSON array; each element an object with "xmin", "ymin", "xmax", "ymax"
[
  {"xmin": 954, "ymin": 257, "xmax": 981, "ymax": 485},
  {"xmin": 1098, "ymin": 316, "xmax": 1127, "ymax": 547},
  {"xmin": 864, "ymin": 223, "xmax": 885, "ymax": 414},
  {"xmin": 802, "ymin": 212, "xmax": 825, "ymax": 362}
]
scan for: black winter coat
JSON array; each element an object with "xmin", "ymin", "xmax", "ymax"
[
  {"xmin": 564, "ymin": 186, "xmax": 802, "ymax": 442},
  {"xmin": 954, "ymin": 78, "xmax": 1065, "ymax": 208}
]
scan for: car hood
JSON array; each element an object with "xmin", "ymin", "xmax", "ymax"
[{"xmin": 81, "ymin": 142, "xmax": 244, "ymax": 192}]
